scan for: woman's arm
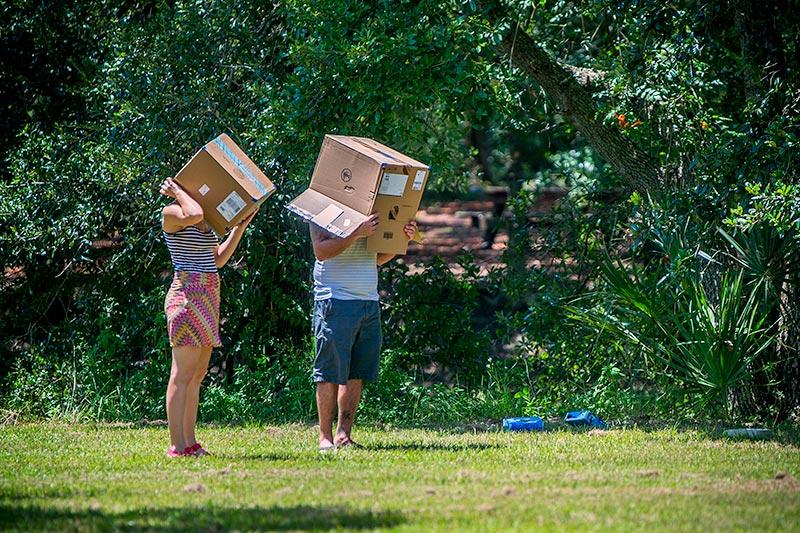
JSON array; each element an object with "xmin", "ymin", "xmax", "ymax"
[
  {"xmin": 215, "ymin": 209, "xmax": 259, "ymax": 268},
  {"xmin": 160, "ymin": 178, "xmax": 204, "ymax": 232},
  {"xmin": 310, "ymin": 214, "xmax": 379, "ymax": 260}
]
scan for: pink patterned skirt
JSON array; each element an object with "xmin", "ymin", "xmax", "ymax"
[{"xmin": 164, "ymin": 272, "xmax": 222, "ymax": 347}]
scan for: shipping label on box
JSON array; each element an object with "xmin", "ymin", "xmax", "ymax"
[{"xmin": 217, "ymin": 190, "xmax": 247, "ymax": 222}]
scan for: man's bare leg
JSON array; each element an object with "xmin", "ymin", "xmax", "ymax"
[
  {"xmin": 334, "ymin": 379, "xmax": 363, "ymax": 446},
  {"xmin": 316, "ymin": 382, "xmax": 338, "ymax": 449}
]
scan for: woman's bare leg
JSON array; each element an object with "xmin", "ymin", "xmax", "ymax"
[
  {"xmin": 183, "ymin": 346, "xmax": 212, "ymax": 447},
  {"xmin": 166, "ymin": 346, "xmax": 201, "ymax": 451}
]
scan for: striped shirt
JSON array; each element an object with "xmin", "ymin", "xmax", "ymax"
[
  {"xmin": 313, "ymin": 238, "xmax": 378, "ymax": 301},
  {"xmin": 163, "ymin": 225, "xmax": 219, "ymax": 273}
]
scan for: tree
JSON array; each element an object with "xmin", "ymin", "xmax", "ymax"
[
  {"xmin": 486, "ymin": 0, "xmax": 798, "ymax": 416},
  {"xmin": 1, "ymin": 0, "xmax": 797, "ymax": 420}
]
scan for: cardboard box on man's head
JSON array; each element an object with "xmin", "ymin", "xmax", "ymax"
[
  {"xmin": 174, "ymin": 133, "xmax": 276, "ymax": 236},
  {"xmin": 286, "ymin": 135, "xmax": 429, "ymax": 255}
]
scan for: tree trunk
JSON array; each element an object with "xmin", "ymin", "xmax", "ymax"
[
  {"xmin": 734, "ymin": 0, "xmax": 799, "ymax": 419},
  {"xmin": 499, "ymin": 29, "xmax": 665, "ymax": 195},
  {"xmin": 469, "ymin": 127, "xmax": 494, "ymax": 184},
  {"xmin": 734, "ymin": 0, "xmax": 789, "ymax": 133},
  {"xmin": 779, "ymin": 271, "xmax": 800, "ymax": 419}
]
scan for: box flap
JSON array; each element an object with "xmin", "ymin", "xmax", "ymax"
[
  {"xmin": 312, "ymin": 204, "xmax": 344, "ymax": 227},
  {"xmin": 205, "ymin": 134, "xmax": 276, "ymax": 200},
  {"xmin": 286, "ymin": 188, "xmax": 368, "ymax": 238},
  {"xmin": 351, "ymin": 136, "xmax": 429, "ymax": 168},
  {"xmin": 327, "ymin": 135, "xmax": 401, "ymax": 166}
]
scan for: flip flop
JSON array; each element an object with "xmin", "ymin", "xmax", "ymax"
[
  {"xmin": 186, "ymin": 443, "xmax": 211, "ymax": 457},
  {"xmin": 318, "ymin": 444, "xmax": 336, "ymax": 453},
  {"xmin": 166, "ymin": 445, "xmax": 185, "ymax": 458},
  {"xmin": 335, "ymin": 439, "xmax": 364, "ymax": 449}
]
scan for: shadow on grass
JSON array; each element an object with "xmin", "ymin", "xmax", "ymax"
[
  {"xmin": 0, "ymin": 487, "xmax": 77, "ymax": 502},
  {"xmin": 604, "ymin": 419, "xmax": 800, "ymax": 447},
  {"xmin": 97, "ymin": 420, "xmax": 319, "ymax": 430},
  {"xmin": 0, "ymin": 504, "xmax": 404, "ymax": 531},
  {"xmin": 366, "ymin": 441, "xmax": 501, "ymax": 452},
  {"xmin": 213, "ymin": 452, "xmax": 301, "ymax": 461}
]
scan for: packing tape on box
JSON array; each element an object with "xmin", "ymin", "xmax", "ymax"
[{"xmin": 213, "ymin": 138, "xmax": 272, "ymax": 197}]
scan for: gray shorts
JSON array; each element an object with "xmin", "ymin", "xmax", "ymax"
[{"xmin": 312, "ymin": 298, "xmax": 382, "ymax": 385}]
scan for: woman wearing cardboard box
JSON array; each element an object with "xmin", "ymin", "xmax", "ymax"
[{"xmin": 160, "ymin": 177, "xmax": 257, "ymax": 457}]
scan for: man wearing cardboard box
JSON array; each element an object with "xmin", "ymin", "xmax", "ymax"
[
  {"xmin": 310, "ymin": 214, "xmax": 417, "ymax": 451},
  {"xmin": 286, "ymin": 135, "xmax": 429, "ymax": 451}
]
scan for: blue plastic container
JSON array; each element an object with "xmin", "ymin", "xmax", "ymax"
[
  {"xmin": 564, "ymin": 410, "xmax": 607, "ymax": 429},
  {"xmin": 502, "ymin": 416, "xmax": 544, "ymax": 431}
]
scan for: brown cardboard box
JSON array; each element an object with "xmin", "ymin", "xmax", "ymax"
[
  {"xmin": 286, "ymin": 135, "xmax": 429, "ymax": 255},
  {"xmin": 174, "ymin": 133, "xmax": 276, "ymax": 235}
]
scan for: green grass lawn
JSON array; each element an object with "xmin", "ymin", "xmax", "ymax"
[{"xmin": 1, "ymin": 422, "xmax": 799, "ymax": 531}]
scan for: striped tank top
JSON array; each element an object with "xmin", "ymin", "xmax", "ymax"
[
  {"xmin": 163, "ymin": 225, "xmax": 219, "ymax": 273},
  {"xmin": 313, "ymin": 238, "xmax": 378, "ymax": 301}
]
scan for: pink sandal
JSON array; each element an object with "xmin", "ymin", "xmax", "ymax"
[
  {"xmin": 185, "ymin": 443, "xmax": 211, "ymax": 457},
  {"xmin": 166, "ymin": 445, "xmax": 185, "ymax": 458}
]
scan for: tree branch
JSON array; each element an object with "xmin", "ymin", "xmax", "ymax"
[
  {"xmin": 560, "ymin": 64, "xmax": 605, "ymax": 87},
  {"xmin": 499, "ymin": 28, "xmax": 665, "ymax": 194}
]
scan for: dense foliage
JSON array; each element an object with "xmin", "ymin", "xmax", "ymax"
[{"xmin": 1, "ymin": 0, "xmax": 798, "ymax": 424}]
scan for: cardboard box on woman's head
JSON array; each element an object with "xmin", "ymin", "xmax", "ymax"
[
  {"xmin": 286, "ymin": 135, "xmax": 429, "ymax": 255},
  {"xmin": 174, "ymin": 133, "xmax": 276, "ymax": 236}
]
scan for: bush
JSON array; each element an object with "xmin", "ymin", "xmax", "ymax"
[
  {"xmin": 379, "ymin": 255, "xmax": 493, "ymax": 387},
  {"xmin": 2, "ymin": 0, "xmax": 798, "ymax": 426}
]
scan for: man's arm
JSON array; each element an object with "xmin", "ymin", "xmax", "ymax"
[
  {"xmin": 376, "ymin": 221, "xmax": 418, "ymax": 266},
  {"xmin": 376, "ymin": 253, "xmax": 395, "ymax": 266},
  {"xmin": 310, "ymin": 214, "xmax": 379, "ymax": 260}
]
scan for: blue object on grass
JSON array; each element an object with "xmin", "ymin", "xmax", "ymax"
[
  {"xmin": 502, "ymin": 416, "xmax": 544, "ymax": 431},
  {"xmin": 565, "ymin": 410, "xmax": 608, "ymax": 429}
]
